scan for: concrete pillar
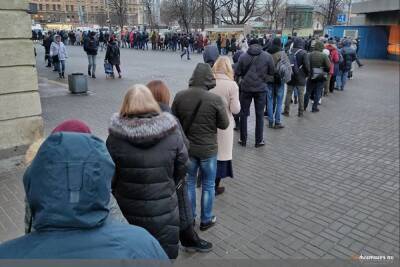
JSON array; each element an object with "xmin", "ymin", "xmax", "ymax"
[{"xmin": 0, "ymin": 0, "xmax": 43, "ymax": 153}]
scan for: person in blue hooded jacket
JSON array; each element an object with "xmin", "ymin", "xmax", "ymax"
[{"xmin": 0, "ymin": 132, "xmax": 168, "ymax": 259}]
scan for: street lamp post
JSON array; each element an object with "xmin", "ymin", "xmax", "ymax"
[
  {"xmin": 103, "ymin": 0, "xmax": 111, "ymax": 31},
  {"xmin": 346, "ymin": 0, "xmax": 352, "ymax": 26}
]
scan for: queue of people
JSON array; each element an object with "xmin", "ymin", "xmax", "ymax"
[{"xmin": 0, "ymin": 58, "xmax": 242, "ymax": 259}]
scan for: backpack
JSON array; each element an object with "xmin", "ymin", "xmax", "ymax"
[
  {"xmin": 276, "ymin": 52, "xmax": 292, "ymax": 84},
  {"xmin": 289, "ymin": 49, "xmax": 302, "ymax": 76}
]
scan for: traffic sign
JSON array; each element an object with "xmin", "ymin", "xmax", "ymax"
[{"xmin": 337, "ymin": 14, "xmax": 347, "ymax": 23}]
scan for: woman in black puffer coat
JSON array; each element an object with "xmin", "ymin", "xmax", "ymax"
[{"xmin": 106, "ymin": 84, "xmax": 188, "ymax": 259}]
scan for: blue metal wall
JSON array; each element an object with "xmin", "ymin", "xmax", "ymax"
[{"xmin": 324, "ymin": 26, "xmax": 389, "ymax": 59}]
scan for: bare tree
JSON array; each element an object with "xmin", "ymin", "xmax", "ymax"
[
  {"xmin": 314, "ymin": 0, "xmax": 345, "ymax": 27},
  {"xmin": 160, "ymin": 0, "xmax": 177, "ymax": 26},
  {"xmin": 264, "ymin": 0, "xmax": 284, "ymax": 30},
  {"xmin": 109, "ymin": 0, "xmax": 128, "ymax": 30},
  {"xmin": 161, "ymin": 0, "xmax": 200, "ymax": 33},
  {"xmin": 205, "ymin": 0, "xmax": 220, "ymax": 25},
  {"xmin": 142, "ymin": 0, "xmax": 156, "ymax": 30},
  {"xmin": 220, "ymin": 0, "xmax": 258, "ymax": 25}
]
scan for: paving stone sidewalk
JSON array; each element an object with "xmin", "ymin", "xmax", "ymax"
[{"xmin": 0, "ymin": 47, "xmax": 398, "ymax": 260}]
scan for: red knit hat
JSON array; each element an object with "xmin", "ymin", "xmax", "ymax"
[{"xmin": 51, "ymin": 119, "xmax": 91, "ymax": 134}]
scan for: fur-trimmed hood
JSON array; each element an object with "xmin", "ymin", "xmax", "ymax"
[{"xmin": 108, "ymin": 112, "xmax": 178, "ymax": 147}]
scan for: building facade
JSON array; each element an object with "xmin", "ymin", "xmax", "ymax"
[
  {"xmin": 29, "ymin": 0, "xmax": 144, "ymax": 27},
  {"xmin": 0, "ymin": 1, "xmax": 43, "ymax": 153}
]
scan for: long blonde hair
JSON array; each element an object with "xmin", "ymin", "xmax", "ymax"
[
  {"xmin": 212, "ymin": 56, "xmax": 234, "ymax": 81},
  {"xmin": 119, "ymin": 84, "xmax": 161, "ymax": 117}
]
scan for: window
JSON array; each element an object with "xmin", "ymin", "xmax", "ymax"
[
  {"xmin": 71, "ymin": 5, "xmax": 74, "ymax": 12},
  {"xmin": 95, "ymin": 6, "xmax": 98, "ymax": 12},
  {"xmin": 57, "ymin": 4, "xmax": 61, "ymax": 11},
  {"xmin": 91, "ymin": 6, "xmax": 94, "ymax": 12},
  {"xmin": 46, "ymin": 4, "xmax": 49, "ymax": 11},
  {"xmin": 66, "ymin": 5, "xmax": 69, "ymax": 11},
  {"xmin": 52, "ymin": 4, "xmax": 56, "ymax": 11},
  {"xmin": 39, "ymin": 4, "xmax": 42, "ymax": 10}
]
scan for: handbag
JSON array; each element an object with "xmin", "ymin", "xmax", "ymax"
[
  {"xmin": 311, "ymin": 67, "xmax": 328, "ymax": 81},
  {"xmin": 52, "ymin": 55, "xmax": 59, "ymax": 63}
]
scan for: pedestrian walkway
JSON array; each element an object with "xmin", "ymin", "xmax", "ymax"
[{"xmin": 0, "ymin": 49, "xmax": 398, "ymax": 260}]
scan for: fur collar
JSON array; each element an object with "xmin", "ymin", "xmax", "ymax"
[{"xmin": 109, "ymin": 112, "xmax": 178, "ymax": 145}]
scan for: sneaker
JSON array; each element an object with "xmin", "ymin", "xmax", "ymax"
[
  {"xmin": 255, "ymin": 141, "xmax": 265, "ymax": 148},
  {"xmin": 294, "ymin": 97, "xmax": 298, "ymax": 104},
  {"xmin": 88, "ymin": 70, "xmax": 91, "ymax": 76},
  {"xmin": 200, "ymin": 216, "xmax": 216, "ymax": 231},
  {"xmin": 298, "ymin": 113, "xmax": 304, "ymax": 117},
  {"xmin": 92, "ymin": 74, "xmax": 96, "ymax": 79},
  {"xmin": 268, "ymin": 122, "xmax": 274, "ymax": 128},
  {"xmin": 311, "ymin": 108, "xmax": 320, "ymax": 113},
  {"xmin": 282, "ymin": 111, "xmax": 289, "ymax": 117},
  {"xmin": 215, "ymin": 186, "xmax": 225, "ymax": 196},
  {"xmin": 238, "ymin": 140, "xmax": 246, "ymax": 147},
  {"xmin": 274, "ymin": 123, "xmax": 285, "ymax": 129}
]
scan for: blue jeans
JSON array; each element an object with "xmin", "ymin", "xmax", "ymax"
[
  {"xmin": 57, "ymin": 60, "xmax": 65, "ymax": 74},
  {"xmin": 336, "ymin": 70, "xmax": 348, "ymax": 90},
  {"xmin": 266, "ymin": 82, "xmax": 284, "ymax": 124},
  {"xmin": 180, "ymin": 47, "xmax": 190, "ymax": 59},
  {"xmin": 187, "ymin": 155, "xmax": 217, "ymax": 223},
  {"xmin": 87, "ymin": 55, "xmax": 96, "ymax": 74}
]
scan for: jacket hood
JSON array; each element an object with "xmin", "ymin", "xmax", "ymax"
[
  {"xmin": 189, "ymin": 63, "xmax": 216, "ymax": 90},
  {"xmin": 343, "ymin": 39, "xmax": 352, "ymax": 47},
  {"xmin": 109, "ymin": 112, "xmax": 178, "ymax": 147},
  {"xmin": 293, "ymin": 38, "xmax": 305, "ymax": 49},
  {"xmin": 23, "ymin": 132, "xmax": 115, "ymax": 231},
  {"xmin": 314, "ymin": 41, "xmax": 324, "ymax": 52},
  {"xmin": 247, "ymin": 44, "xmax": 262, "ymax": 56}
]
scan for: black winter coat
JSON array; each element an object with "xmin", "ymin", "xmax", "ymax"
[
  {"xmin": 106, "ymin": 112, "xmax": 189, "ymax": 259},
  {"xmin": 287, "ymin": 38, "xmax": 310, "ymax": 87},
  {"xmin": 172, "ymin": 63, "xmax": 229, "ymax": 159},
  {"xmin": 235, "ymin": 44, "xmax": 275, "ymax": 93},
  {"xmin": 105, "ymin": 41, "xmax": 120, "ymax": 65},
  {"xmin": 85, "ymin": 37, "xmax": 98, "ymax": 55}
]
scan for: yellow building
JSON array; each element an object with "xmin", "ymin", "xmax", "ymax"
[{"xmin": 29, "ymin": 0, "xmax": 144, "ymax": 27}]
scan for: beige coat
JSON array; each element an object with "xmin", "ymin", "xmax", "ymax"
[{"xmin": 210, "ymin": 73, "xmax": 240, "ymax": 161}]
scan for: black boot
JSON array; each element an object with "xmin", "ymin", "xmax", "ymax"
[{"xmin": 180, "ymin": 225, "xmax": 212, "ymax": 253}]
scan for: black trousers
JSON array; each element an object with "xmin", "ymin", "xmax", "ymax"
[{"xmin": 240, "ymin": 91, "xmax": 267, "ymax": 144}]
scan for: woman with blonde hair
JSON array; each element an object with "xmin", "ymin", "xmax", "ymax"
[
  {"xmin": 146, "ymin": 80, "xmax": 213, "ymax": 253},
  {"xmin": 210, "ymin": 56, "xmax": 241, "ymax": 195},
  {"xmin": 106, "ymin": 84, "xmax": 189, "ymax": 259}
]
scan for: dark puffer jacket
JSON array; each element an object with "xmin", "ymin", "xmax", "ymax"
[
  {"xmin": 235, "ymin": 44, "xmax": 275, "ymax": 92},
  {"xmin": 105, "ymin": 41, "xmax": 120, "ymax": 65},
  {"xmin": 287, "ymin": 38, "xmax": 310, "ymax": 86},
  {"xmin": 106, "ymin": 112, "xmax": 188, "ymax": 259},
  {"xmin": 172, "ymin": 63, "xmax": 230, "ymax": 159},
  {"xmin": 340, "ymin": 39, "xmax": 356, "ymax": 72}
]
